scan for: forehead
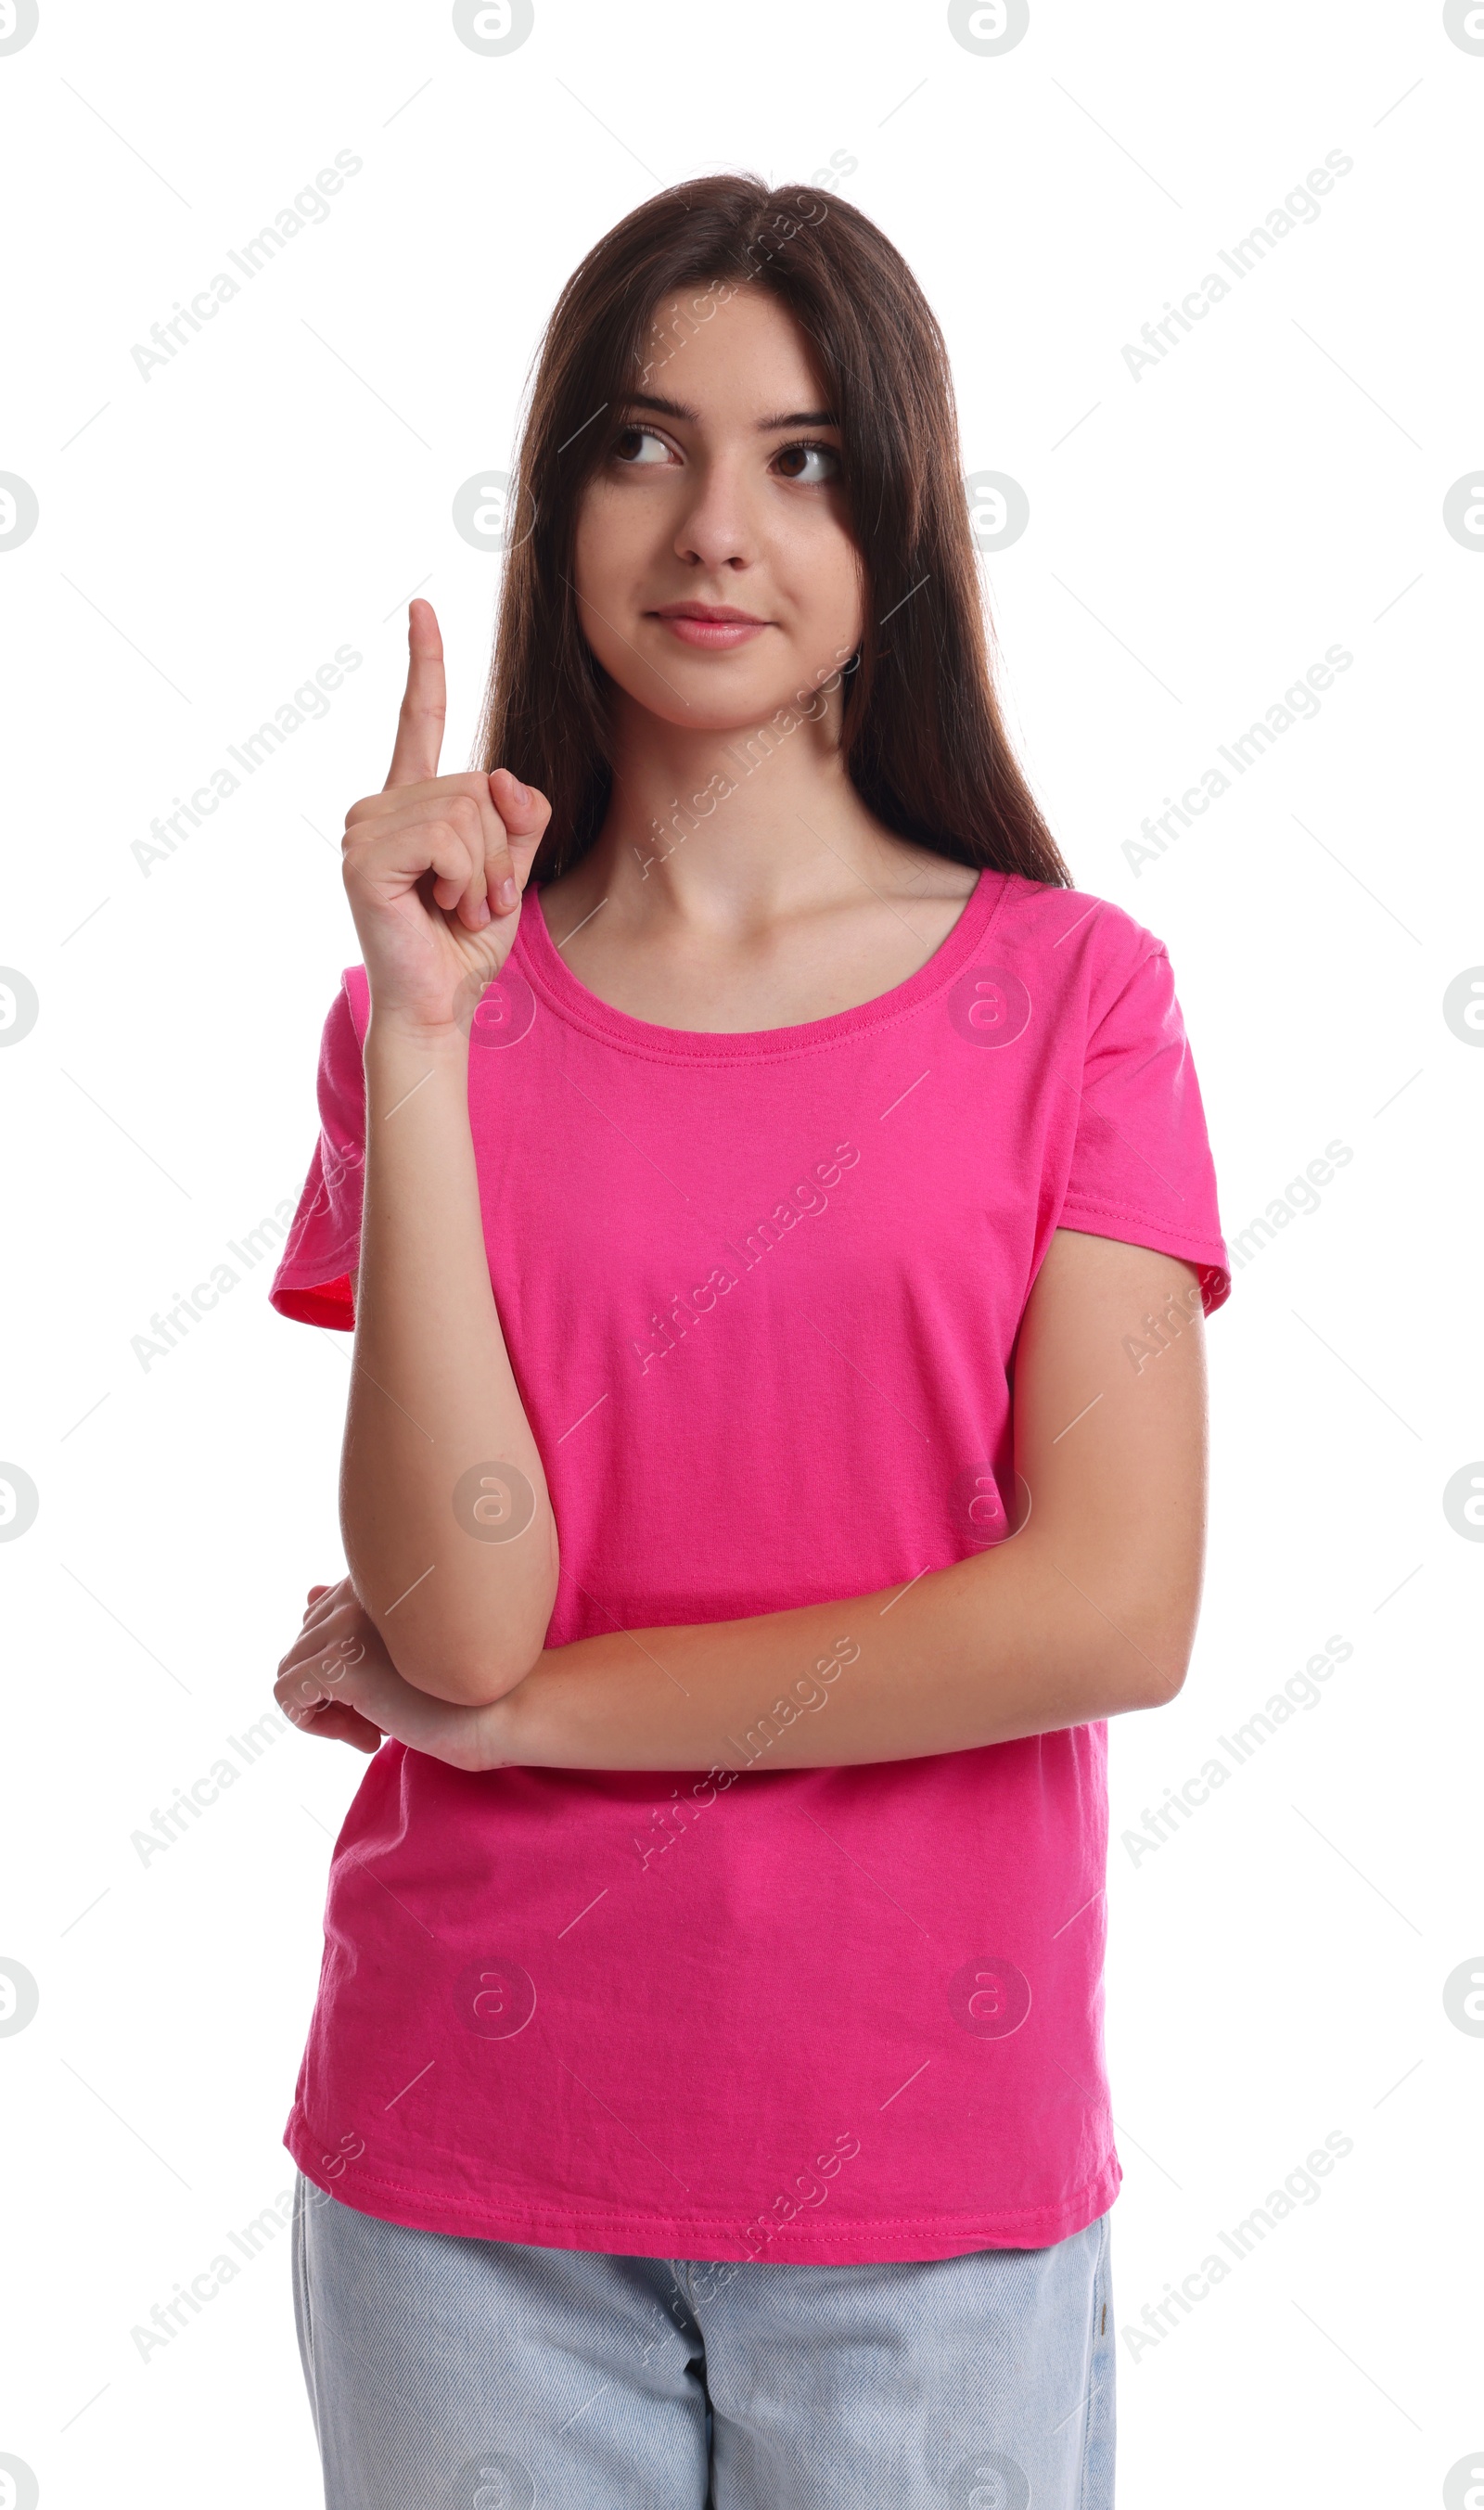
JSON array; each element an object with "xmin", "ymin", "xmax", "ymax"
[{"xmin": 634, "ymin": 284, "xmax": 827, "ymax": 416}]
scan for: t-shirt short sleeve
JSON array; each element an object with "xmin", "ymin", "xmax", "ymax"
[
  {"xmin": 1060, "ymin": 923, "xmax": 1231, "ymax": 1316},
  {"xmin": 269, "ymin": 973, "xmax": 367, "ymax": 1330}
]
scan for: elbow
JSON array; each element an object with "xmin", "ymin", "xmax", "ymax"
[
  {"xmin": 379, "ymin": 1583, "xmax": 557, "ymax": 1710},
  {"xmin": 1090, "ymin": 1575, "xmax": 1199, "ymax": 1714},
  {"xmin": 359, "ymin": 1523, "xmax": 559, "ymax": 1708},
  {"xmin": 389, "ymin": 1626, "xmax": 544, "ymax": 1708},
  {"xmin": 1133, "ymin": 1646, "xmax": 1191, "ymax": 1711},
  {"xmin": 408, "ymin": 1644, "xmax": 541, "ymax": 1709},
  {"xmin": 1112, "ymin": 1617, "xmax": 1196, "ymax": 1713}
]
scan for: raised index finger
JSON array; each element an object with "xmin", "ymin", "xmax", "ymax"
[{"xmin": 384, "ymin": 597, "xmax": 446, "ymax": 789}]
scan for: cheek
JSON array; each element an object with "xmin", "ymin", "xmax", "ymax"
[
  {"xmin": 815, "ymin": 555, "xmax": 862, "ymax": 642},
  {"xmin": 779, "ymin": 516, "xmax": 863, "ymax": 658},
  {"xmin": 571, "ymin": 486, "xmax": 624, "ymax": 612},
  {"xmin": 571, "ymin": 486, "xmax": 649, "ymax": 670}
]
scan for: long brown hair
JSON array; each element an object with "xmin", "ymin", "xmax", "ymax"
[{"xmin": 477, "ymin": 174, "xmax": 1071, "ymax": 890}]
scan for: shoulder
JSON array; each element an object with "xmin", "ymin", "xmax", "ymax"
[
  {"xmin": 903, "ymin": 851, "xmax": 980, "ymax": 903},
  {"xmin": 991, "ymin": 875, "xmax": 1171, "ymax": 998}
]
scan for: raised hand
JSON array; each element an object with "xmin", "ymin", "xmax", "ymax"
[{"xmin": 340, "ymin": 598, "xmax": 551, "ymax": 1042}]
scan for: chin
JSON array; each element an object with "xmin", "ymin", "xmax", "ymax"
[
  {"xmin": 604, "ymin": 645, "xmax": 793, "ymax": 727},
  {"xmin": 635, "ymin": 686, "xmax": 798, "ymax": 737}
]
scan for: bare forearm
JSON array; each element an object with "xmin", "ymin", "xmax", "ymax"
[
  {"xmin": 343, "ymin": 1018, "xmax": 556, "ymax": 1700},
  {"xmin": 492, "ymin": 1523, "xmax": 1182, "ymax": 1774}
]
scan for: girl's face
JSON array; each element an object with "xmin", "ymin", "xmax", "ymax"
[{"xmin": 571, "ymin": 285, "xmax": 864, "ymax": 736}]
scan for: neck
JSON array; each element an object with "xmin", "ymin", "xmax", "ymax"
[{"xmin": 580, "ymin": 684, "xmax": 890, "ymax": 929}]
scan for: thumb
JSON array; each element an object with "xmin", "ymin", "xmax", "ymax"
[{"xmin": 488, "ymin": 768, "xmax": 552, "ymax": 880}]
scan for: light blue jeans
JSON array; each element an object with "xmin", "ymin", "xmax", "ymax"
[{"xmin": 291, "ymin": 2173, "xmax": 1115, "ymax": 2508}]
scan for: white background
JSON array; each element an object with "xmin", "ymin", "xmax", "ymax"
[{"xmin": 1, "ymin": 1, "xmax": 1480, "ymax": 2504}]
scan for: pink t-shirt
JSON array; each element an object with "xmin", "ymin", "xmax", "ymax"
[{"xmin": 270, "ymin": 866, "xmax": 1230, "ymax": 2263}]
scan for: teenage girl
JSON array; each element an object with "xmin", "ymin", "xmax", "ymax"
[{"xmin": 270, "ymin": 174, "xmax": 1229, "ymax": 2510}]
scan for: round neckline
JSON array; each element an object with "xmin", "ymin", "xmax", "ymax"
[{"xmin": 515, "ymin": 864, "xmax": 1012, "ymax": 1062}]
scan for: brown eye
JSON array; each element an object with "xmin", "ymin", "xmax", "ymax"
[
  {"xmin": 612, "ymin": 425, "xmax": 671, "ymax": 467},
  {"xmin": 774, "ymin": 442, "xmax": 839, "ymax": 484}
]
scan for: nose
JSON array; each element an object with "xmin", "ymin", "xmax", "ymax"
[{"xmin": 672, "ymin": 454, "xmax": 758, "ymax": 573}]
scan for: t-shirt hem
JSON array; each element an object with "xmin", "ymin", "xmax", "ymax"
[
  {"xmin": 285, "ymin": 2111, "xmax": 1120, "ymax": 2263},
  {"xmin": 269, "ymin": 1255, "xmax": 357, "ymax": 1329},
  {"xmin": 1056, "ymin": 1194, "xmax": 1232, "ymax": 1314}
]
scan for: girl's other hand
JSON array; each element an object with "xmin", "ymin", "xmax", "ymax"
[
  {"xmin": 275, "ymin": 1579, "xmax": 516, "ymax": 1771},
  {"xmin": 277, "ymin": 1580, "xmax": 386, "ymax": 1753},
  {"xmin": 339, "ymin": 599, "xmax": 551, "ymax": 1044}
]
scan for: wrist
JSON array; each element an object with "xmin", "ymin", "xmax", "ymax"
[
  {"xmin": 478, "ymin": 1658, "xmax": 546, "ymax": 1770},
  {"xmin": 366, "ymin": 1004, "xmax": 469, "ymax": 1064},
  {"xmin": 364, "ymin": 1014, "xmax": 470, "ymax": 1085}
]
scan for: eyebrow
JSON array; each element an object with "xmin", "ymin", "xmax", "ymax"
[{"xmin": 619, "ymin": 391, "xmax": 838, "ymax": 432}]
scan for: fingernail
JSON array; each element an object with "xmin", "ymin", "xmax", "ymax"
[
  {"xmin": 497, "ymin": 876, "xmax": 518, "ymax": 910},
  {"xmin": 474, "ymin": 896, "xmax": 492, "ymax": 928},
  {"xmin": 507, "ymin": 774, "xmax": 530, "ymax": 804}
]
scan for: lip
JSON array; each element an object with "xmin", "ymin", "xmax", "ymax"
[{"xmin": 648, "ymin": 601, "xmax": 772, "ymax": 649}]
